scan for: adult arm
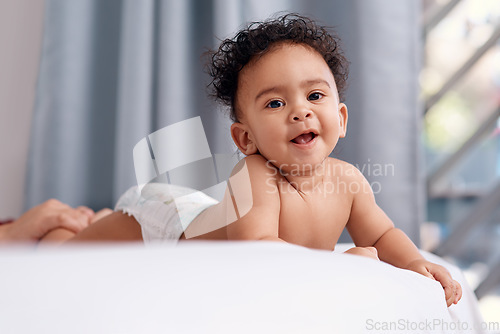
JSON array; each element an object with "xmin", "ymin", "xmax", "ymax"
[
  {"xmin": 38, "ymin": 208, "xmax": 114, "ymax": 245},
  {"xmin": 0, "ymin": 199, "xmax": 94, "ymax": 243}
]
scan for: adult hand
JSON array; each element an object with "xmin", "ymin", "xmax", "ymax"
[
  {"xmin": 36, "ymin": 207, "xmax": 114, "ymax": 245},
  {"xmin": 0, "ymin": 199, "xmax": 95, "ymax": 242}
]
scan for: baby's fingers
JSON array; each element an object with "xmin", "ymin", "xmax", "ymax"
[
  {"xmin": 428, "ymin": 267, "xmax": 457, "ymax": 307},
  {"xmin": 444, "ymin": 284, "xmax": 455, "ymax": 307},
  {"xmin": 454, "ymin": 280, "xmax": 462, "ymax": 304},
  {"xmin": 440, "ymin": 277, "xmax": 459, "ymax": 307}
]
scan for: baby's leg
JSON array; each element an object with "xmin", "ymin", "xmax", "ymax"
[
  {"xmin": 38, "ymin": 208, "xmax": 114, "ymax": 246},
  {"xmin": 38, "ymin": 228, "xmax": 76, "ymax": 245}
]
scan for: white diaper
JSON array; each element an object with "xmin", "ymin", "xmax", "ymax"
[{"xmin": 115, "ymin": 183, "xmax": 219, "ymax": 244}]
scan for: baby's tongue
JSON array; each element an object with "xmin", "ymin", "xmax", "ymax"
[{"xmin": 292, "ymin": 132, "xmax": 313, "ymax": 144}]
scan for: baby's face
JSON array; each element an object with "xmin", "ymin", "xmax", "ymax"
[{"xmin": 232, "ymin": 42, "xmax": 347, "ymax": 174}]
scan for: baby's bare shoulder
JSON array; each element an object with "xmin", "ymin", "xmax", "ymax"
[
  {"xmin": 327, "ymin": 158, "xmax": 365, "ymax": 181},
  {"xmin": 231, "ymin": 155, "xmax": 278, "ymax": 179},
  {"xmin": 228, "ymin": 155, "xmax": 280, "ymax": 196},
  {"xmin": 327, "ymin": 158, "xmax": 374, "ymax": 199}
]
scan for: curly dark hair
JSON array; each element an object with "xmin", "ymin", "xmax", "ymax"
[{"xmin": 206, "ymin": 13, "xmax": 349, "ymax": 122}]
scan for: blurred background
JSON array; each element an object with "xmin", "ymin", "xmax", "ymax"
[
  {"xmin": 0, "ymin": 0, "xmax": 498, "ymax": 323},
  {"xmin": 421, "ymin": 0, "xmax": 500, "ymax": 323}
]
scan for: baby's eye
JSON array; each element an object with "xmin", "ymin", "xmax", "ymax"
[
  {"xmin": 267, "ymin": 100, "xmax": 284, "ymax": 109},
  {"xmin": 308, "ymin": 92, "xmax": 324, "ymax": 101}
]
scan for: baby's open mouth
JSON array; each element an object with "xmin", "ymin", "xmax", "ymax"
[{"xmin": 291, "ymin": 132, "xmax": 316, "ymax": 144}]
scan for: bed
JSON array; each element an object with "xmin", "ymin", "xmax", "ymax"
[{"xmin": 0, "ymin": 241, "xmax": 490, "ymax": 334}]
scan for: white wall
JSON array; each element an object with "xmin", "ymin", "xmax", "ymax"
[{"xmin": 0, "ymin": 0, "xmax": 45, "ymax": 218}]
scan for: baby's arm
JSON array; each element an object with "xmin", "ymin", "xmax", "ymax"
[
  {"xmin": 345, "ymin": 166, "xmax": 461, "ymax": 306},
  {"xmin": 224, "ymin": 155, "xmax": 284, "ymax": 242}
]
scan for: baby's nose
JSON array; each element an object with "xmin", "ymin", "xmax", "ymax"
[{"xmin": 290, "ymin": 109, "xmax": 312, "ymax": 122}]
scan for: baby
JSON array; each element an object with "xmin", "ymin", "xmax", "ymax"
[{"xmin": 68, "ymin": 14, "xmax": 461, "ymax": 307}]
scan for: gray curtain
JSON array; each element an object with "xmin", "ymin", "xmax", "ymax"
[{"xmin": 25, "ymin": 0, "xmax": 422, "ymax": 243}]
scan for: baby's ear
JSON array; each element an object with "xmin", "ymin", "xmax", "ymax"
[
  {"xmin": 338, "ymin": 103, "xmax": 348, "ymax": 138},
  {"xmin": 231, "ymin": 123, "xmax": 258, "ymax": 155}
]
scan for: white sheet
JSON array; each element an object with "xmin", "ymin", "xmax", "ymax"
[{"xmin": 0, "ymin": 242, "xmax": 489, "ymax": 334}]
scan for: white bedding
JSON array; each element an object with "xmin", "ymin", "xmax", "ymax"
[{"xmin": 0, "ymin": 242, "xmax": 489, "ymax": 333}]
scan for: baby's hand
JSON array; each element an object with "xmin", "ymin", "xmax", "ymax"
[
  {"xmin": 344, "ymin": 246, "xmax": 379, "ymax": 261},
  {"xmin": 405, "ymin": 259, "xmax": 462, "ymax": 307}
]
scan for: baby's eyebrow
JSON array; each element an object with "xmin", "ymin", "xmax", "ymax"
[
  {"xmin": 254, "ymin": 79, "xmax": 331, "ymax": 102},
  {"xmin": 254, "ymin": 85, "xmax": 285, "ymax": 102},
  {"xmin": 301, "ymin": 79, "xmax": 331, "ymax": 89}
]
